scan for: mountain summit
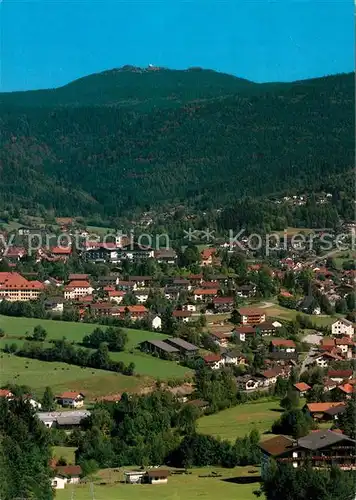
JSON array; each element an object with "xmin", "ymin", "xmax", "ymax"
[{"xmin": 0, "ymin": 69, "xmax": 353, "ymax": 216}]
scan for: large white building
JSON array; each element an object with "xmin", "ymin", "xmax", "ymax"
[{"xmin": 331, "ymin": 319, "xmax": 354, "ymax": 338}]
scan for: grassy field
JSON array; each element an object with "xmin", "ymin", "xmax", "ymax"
[
  {"xmin": 197, "ymin": 400, "xmax": 281, "ymax": 441},
  {"xmin": 56, "ymin": 467, "xmax": 262, "ymax": 500},
  {"xmin": 258, "ymin": 303, "xmax": 335, "ymax": 327},
  {"xmin": 53, "ymin": 446, "xmax": 77, "ymax": 464},
  {"xmin": 0, "ymin": 315, "xmax": 192, "ymax": 382},
  {"xmin": 0, "ymin": 315, "xmax": 169, "ymax": 348},
  {"xmin": 0, "ymin": 353, "xmax": 143, "ymax": 398}
]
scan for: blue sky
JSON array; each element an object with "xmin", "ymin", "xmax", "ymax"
[{"xmin": 1, "ymin": 0, "xmax": 354, "ymax": 92}]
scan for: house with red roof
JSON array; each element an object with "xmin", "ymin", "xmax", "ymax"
[
  {"xmin": 200, "ymin": 248, "xmax": 216, "ymax": 267},
  {"xmin": 64, "ymin": 280, "xmax": 93, "ymax": 300},
  {"xmin": 56, "ymin": 392, "xmax": 85, "ymax": 408},
  {"xmin": 172, "ymin": 310, "xmax": 193, "ymax": 322},
  {"xmin": 202, "ymin": 353, "xmax": 225, "ymax": 370},
  {"xmin": 294, "ymin": 382, "xmax": 311, "ymax": 397},
  {"xmin": 270, "ymin": 338, "xmax": 296, "ymax": 353},
  {"xmin": 239, "ymin": 307, "xmax": 266, "ymax": 325},
  {"xmin": 0, "ymin": 389, "xmax": 13, "ymax": 399},
  {"xmin": 108, "ymin": 290, "xmax": 126, "ymax": 304},
  {"xmin": 194, "ymin": 288, "xmax": 219, "ymax": 301},
  {"xmin": 51, "ymin": 465, "xmax": 82, "ymax": 489},
  {"xmin": 234, "ymin": 325, "xmax": 256, "ymax": 342}
]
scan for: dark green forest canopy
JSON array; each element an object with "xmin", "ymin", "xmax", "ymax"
[{"xmin": 0, "ymin": 68, "xmax": 353, "ymax": 217}]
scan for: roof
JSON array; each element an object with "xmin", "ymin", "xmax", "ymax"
[
  {"xmin": 271, "ymin": 338, "xmax": 296, "ymax": 348},
  {"xmin": 294, "ymin": 382, "xmax": 311, "ymax": 392},
  {"xmin": 261, "ymin": 369, "xmax": 281, "ymax": 379},
  {"xmin": 337, "ymin": 383, "xmax": 354, "ymax": 395},
  {"xmin": 0, "ymin": 272, "xmax": 44, "ymax": 290},
  {"xmin": 51, "ymin": 246, "xmax": 72, "ymax": 255},
  {"xmin": 172, "ymin": 310, "xmax": 192, "ymax": 318},
  {"xmin": 306, "ymin": 402, "xmax": 345, "ymax": 413},
  {"xmin": 335, "ymin": 337, "xmax": 354, "ymax": 345},
  {"xmin": 201, "ymin": 248, "xmax": 216, "ymax": 259},
  {"xmin": 57, "ymin": 392, "xmax": 84, "ymax": 399},
  {"xmin": 165, "ymin": 337, "xmax": 198, "ymax": 351},
  {"xmin": 126, "ymin": 305, "xmax": 147, "ymax": 313},
  {"xmin": 239, "ymin": 307, "xmax": 264, "ymax": 316},
  {"xmin": 55, "ymin": 465, "xmax": 82, "ymax": 477},
  {"xmin": 194, "ymin": 289, "xmax": 219, "ymax": 295},
  {"xmin": 235, "ymin": 326, "xmax": 255, "ymax": 334},
  {"xmin": 333, "ymin": 318, "xmax": 353, "ymax": 327},
  {"xmin": 0, "ymin": 389, "xmax": 12, "ymax": 397},
  {"xmin": 146, "ymin": 469, "xmax": 170, "ymax": 478},
  {"xmin": 212, "ymin": 296, "xmax": 234, "ymax": 304},
  {"xmin": 68, "ymin": 274, "xmax": 89, "ymax": 280},
  {"xmin": 203, "ymin": 353, "xmax": 221, "ymax": 363},
  {"xmin": 327, "ymin": 369, "xmax": 353, "ymax": 379},
  {"xmin": 129, "ymin": 276, "xmax": 153, "ymax": 281},
  {"xmin": 66, "ymin": 280, "xmax": 91, "ymax": 288},
  {"xmin": 143, "ymin": 340, "xmax": 179, "ymax": 353},
  {"xmin": 259, "ymin": 435, "xmax": 295, "ymax": 456},
  {"xmin": 297, "ymin": 430, "xmax": 354, "ymax": 450}
]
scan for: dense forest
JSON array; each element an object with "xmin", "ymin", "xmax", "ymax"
[{"xmin": 0, "ymin": 67, "xmax": 353, "ymax": 217}]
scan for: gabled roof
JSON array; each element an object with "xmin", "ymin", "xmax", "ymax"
[
  {"xmin": 0, "ymin": 389, "xmax": 12, "ymax": 398},
  {"xmin": 239, "ymin": 307, "xmax": 264, "ymax": 315},
  {"xmin": 306, "ymin": 402, "xmax": 345, "ymax": 413},
  {"xmin": 203, "ymin": 353, "xmax": 221, "ymax": 363},
  {"xmin": 294, "ymin": 382, "xmax": 311, "ymax": 392},
  {"xmin": 271, "ymin": 338, "xmax": 296, "ymax": 348},
  {"xmin": 55, "ymin": 465, "xmax": 82, "ymax": 477},
  {"xmin": 57, "ymin": 392, "xmax": 84, "ymax": 400},
  {"xmin": 297, "ymin": 430, "xmax": 354, "ymax": 450},
  {"xmin": 259, "ymin": 435, "xmax": 295, "ymax": 456},
  {"xmin": 327, "ymin": 369, "xmax": 353, "ymax": 379}
]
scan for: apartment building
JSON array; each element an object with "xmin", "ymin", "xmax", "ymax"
[{"xmin": 0, "ymin": 272, "xmax": 44, "ymax": 302}]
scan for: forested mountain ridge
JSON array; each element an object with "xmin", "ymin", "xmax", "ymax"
[{"xmin": 0, "ymin": 68, "xmax": 353, "ymax": 217}]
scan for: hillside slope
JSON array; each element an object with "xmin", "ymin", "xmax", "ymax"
[{"xmin": 0, "ymin": 68, "xmax": 353, "ymax": 216}]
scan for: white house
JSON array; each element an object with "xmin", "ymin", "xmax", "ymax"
[
  {"xmin": 151, "ymin": 315, "xmax": 162, "ymax": 330},
  {"xmin": 183, "ymin": 304, "xmax": 197, "ymax": 312},
  {"xmin": 203, "ymin": 354, "xmax": 225, "ymax": 370},
  {"xmin": 51, "ymin": 466, "xmax": 82, "ymax": 489},
  {"xmin": 222, "ymin": 350, "xmax": 247, "ymax": 366},
  {"xmin": 134, "ymin": 290, "xmax": 150, "ymax": 304},
  {"xmin": 331, "ymin": 319, "xmax": 354, "ymax": 338},
  {"xmin": 56, "ymin": 392, "xmax": 85, "ymax": 408},
  {"xmin": 64, "ymin": 280, "xmax": 93, "ymax": 300}
]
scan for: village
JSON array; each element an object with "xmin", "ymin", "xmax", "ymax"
[{"xmin": 0, "ymin": 219, "xmax": 355, "ymax": 497}]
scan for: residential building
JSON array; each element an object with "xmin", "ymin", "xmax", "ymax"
[
  {"xmin": 331, "ymin": 319, "xmax": 355, "ymax": 338},
  {"xmin": 212, "ymin": 296, "xmax": 234, "ymax": 312},
  {"xmin": 37, "ymin": 410, "xmax": 91, "ymax": 429},
  {"xmin": 129, "ymin": 276, "xmax": 153, "ymax": 288},
  {"xmin": 0, "ymin": 272, "xmax": 44, "ymax": 301},
  {"xmin": 236, "ymin": 284, "xmax": 257, "ymax": 298},
  {"xmin": 44, "ymin": 297, "xmax": 64, "ymax": 313},
  {"xmin": 200, "ymin": 248, "xmax": 216, "ymax": 267},
  {"xmin": 239, "ymin": 307, "xmax": 266, "ymax": 325},
  {"xmin": 146, "ymin": 470, "xmax": 169, "ymax": 484},
  {"xmin": 222, "ymin": 349, "xmax": 248, "ymax": 366},
  {"xmin": 202, "ymin": 353, "xmax": 225, "ymax": 370},
  {"xmin": 172, "ymin": 310, "xmax": 192, "ymax": 322},
  {"xmin": 293, "ymin": 382, "xmax": 311, "ymax": 397},
  {"xmin": 211, "ymin": 331, "xmax": 233, "ymax": 348},
  {"xmin": 124, "ymin": 471, "xmax": 146, "ymax": 484},
  {"xmin": 194, "ymin": 288, "xmax": 219, "ymax": 301},
  {"xmin": 0, "ymin": 389, "xmax": 13, "ymax": 399},
  {"xmin": 151, "ymin": 315, "xmax": 162, "ymax": 330},
  {"xmin": 270, "ymin": 338, "xmax": 296, "ymax": 353},
  {"xmin": 108, "ymin": 290, "xmax": 126, "ymax": 304},
  {"xmin": 260, "ymin": 430, "xmax": 356, "ymax": 478},
  {"xmin": 56, "ymin": 392, "xmax": 85, "ymax": 408},
  {"xmin": 234, "ymin": 325, "xmax": 256, "ymax": 342},
  {"xmin": 304, "ymin": 402, "xmax": 345, "ymax": 421},
  {"xmin": 64, "ymin": 280, "xmax": 93, "ymax": 300},
  {"xmin": 155, "ymin": 249, "xmax": 177, "ymax": 264},
  {"xmin": 327, "ymin": 369, "xmax": 353, "ymax": 384},
  {"xmin": 51, "ymin": 465, "xmax": 82, "ymax": 489}
]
